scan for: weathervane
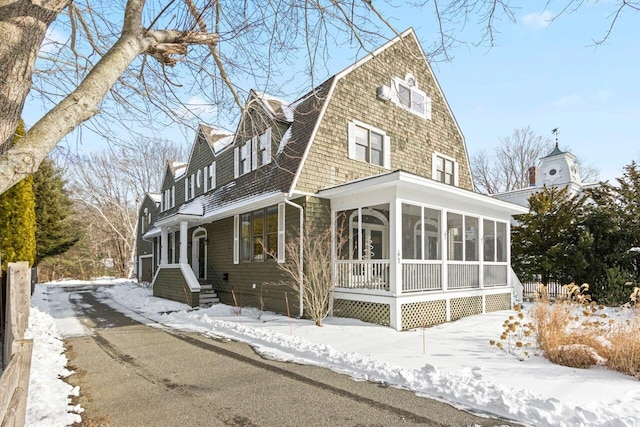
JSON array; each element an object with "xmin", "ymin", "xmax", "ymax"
[{"xmin": 551, "ymin": 127, "xmax": 559, "ymax": 146}]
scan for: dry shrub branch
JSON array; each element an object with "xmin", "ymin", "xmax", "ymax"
[{"xmin": 529, "ymin": 284, "xmax": 640, "ymax": 378}]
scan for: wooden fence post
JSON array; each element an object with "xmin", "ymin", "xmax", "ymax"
[
  {"xmin": 3, "ymin": 262, "xmax": 30, "ymax": 370},
  {"xmin": 0, "ymin": 339, "xmax": 34, "ymax": 427}
]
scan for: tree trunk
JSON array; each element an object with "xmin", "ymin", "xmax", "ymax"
[{"xmin": 0, "ymin": 0, "xmax": 67, "ymax": 154}]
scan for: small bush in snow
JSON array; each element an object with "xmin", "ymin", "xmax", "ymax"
[{"xmin": 490, "ymin": 304, "xmax": 534, "ymax": 361}]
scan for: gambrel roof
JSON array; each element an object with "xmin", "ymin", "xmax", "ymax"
[{"xmin": 155, "ymin": 27, "xmax": 468, "ymax": 225}]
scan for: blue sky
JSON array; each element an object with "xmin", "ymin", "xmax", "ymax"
[
  {"xmin": 411, "ymin": 3, "xmax": 640, "ymax": 182},
  {"xmin": 28, "ymin": 2, "xmax": 639, "ymax": 183}
]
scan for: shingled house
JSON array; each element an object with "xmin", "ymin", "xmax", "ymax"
[{"xmin": 137, "ymin": 28, "xmax": 527, "ymax": 330}]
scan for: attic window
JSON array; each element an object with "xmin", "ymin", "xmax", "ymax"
[{"xmin": 391, "ymin": 74, "xmax": 431, "ymax": 120}]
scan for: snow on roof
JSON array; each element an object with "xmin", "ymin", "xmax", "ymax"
[
  {"xmin": 171, "ymin": 161, "xmax": 188, "ymax": 179},
  {"xmin": 179, "ymin": 198, "xmax": 203, "ymax": 216},
  {"xmin": 253, "ymin": 91, "xmax": 292, "ymax": 123},
  {"xmin": 199, "ymin": 124, "xmax": 235, "ymax": 154},
  {"xmin": 277, "ymin": 127, "xmax": 292, "ymax": 155},
  {"xmin": 148, "ymin": 193, "xmax": 161, "ymax": 203},
  {"xmin": 213, "ymin": 134, "xmax": 234, "ymax": 154}
]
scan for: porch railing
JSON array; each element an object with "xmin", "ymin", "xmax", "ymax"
[
  {"xmin": 448, "ymin": 263, "xmax": 480, "ymax": 289},
  {"xmin": 336, "ymin": 260, "xmax": 390, "ymax": 291},
  {"xmin": 483, "ymin": 264, "xmax": 508, "ymax": 287},
  {"xmin": 401, "ymin": 262, "xmax": 441, "ymax": 292}
]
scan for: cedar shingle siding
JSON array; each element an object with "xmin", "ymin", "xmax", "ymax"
[{"xmin": 296, "ymin": 35, "xmax": 472, "ymax": 193}]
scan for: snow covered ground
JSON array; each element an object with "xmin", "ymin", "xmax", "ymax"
[{"xmin": 26, "ymin": 280, "xmax": 639, "ymax": 427}]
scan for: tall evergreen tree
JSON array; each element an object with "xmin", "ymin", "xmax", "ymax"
[
  {"xmin": 512, "ymin": 186, "xmax": 589, "ymax": 285},
  {"xmin": 0, "ymin": 120, "xmax": 36, "ymax": 271},
  {"xmin": 32, "ymin": 158, "xmax": 80, "ymax": 265}
]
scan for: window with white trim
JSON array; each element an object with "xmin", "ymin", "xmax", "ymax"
[
  {"xmin": 234, "ymin": 128, "xmax": 272, "ymax": 178},
  {"xmin": 196, "ymin": 169, "xmax": 202, "ymax": 188},
  {"xmin": 347, "ymin": 120, "xmax": 390, "ymax": 168},
  {"xmin": 391, "ymin": 74, "xmax": 431, "ymax": 119},
  {"xmin": 189, "ymin": 174, "xmax": 195, "ymax": 199},
  {"xmin": 204, "ymin": 162, "xmax": 216, "ymax": 192},
  {"xmin": 433, "ymin": 152, "xmax": 458, "ymax": 186},
  {"xmin": 235, "ymin": 204, "xmax": 284, "ymax": 263},
  {"xmin": 161, "ymin": 186, "xmax": 175, "ymax": 212}
]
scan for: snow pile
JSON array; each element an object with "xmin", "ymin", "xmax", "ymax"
[
  {"xmin": 28, "ymin": 280, "xmax": 639, "ymax": 427},
  {"xmin": 99, "ymin": 282, "xmax": 639, "ymax": 427},
  {"xmin": 24, "ymin": 307, "xmax": 83, "ymax": 426}
]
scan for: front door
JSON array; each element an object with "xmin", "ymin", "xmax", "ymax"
[{"xmin": 191, "ymin": 228, "xmax": 207, "ymax": 280}]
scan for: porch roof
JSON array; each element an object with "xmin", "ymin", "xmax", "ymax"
[{"xmin": 317, "ymin": 170, "xmax": 529, "ymax": 217}]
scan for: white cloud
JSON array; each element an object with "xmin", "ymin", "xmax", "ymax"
[
  {"xmin": 39, "ymin": 28, "xmax": 67, "ymax": 54},
  {"xmin": 176, "ymin": 96, "xmax": 217, "ymax": 119},
  {"xmin": 522, "ymin": 11, "xmax": 554, "ymax": 29},
  {"xmin": 553, "ymin": 93, "xmax": 581, "ymax": 108}
]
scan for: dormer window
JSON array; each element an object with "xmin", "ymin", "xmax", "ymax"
[
  {"xmin": 391, "ymin": 74, "xmax": 431, "ymax": 120},
  {"xmin": 234, "ymin": 128, "xmax": 272, "ymax": 178}
]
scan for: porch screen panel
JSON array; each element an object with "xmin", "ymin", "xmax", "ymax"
[
  {"xmin": 447, "ymin": 213, "xmax": 463, "ymax": 261},
  {"xmin": 424, "ymin": 208, "xmax": 441, "ymax": 260},
  {"xmin": 402, "ymin": 203, "xmax": 421, "ymax": 260},
  {"xmin": 483, "ymin": 219, "xmax": 496, "ymax": 262},
  {"xmin": 465, "ymin": 216, "xmax": 478, "ymax": 262},
  {"xmin": 496, "ymin": 222, "xmax": 507, "ymax": 262}
]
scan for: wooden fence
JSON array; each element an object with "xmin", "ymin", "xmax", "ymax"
[
  {"xmin": 1, "ymin": 262, "xmax": 33, "ymax": 427},
  {"xmin": 522, "ymin": 281, "xmax": 568, "ymax": 300}
]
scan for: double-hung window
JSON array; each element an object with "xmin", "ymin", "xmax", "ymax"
[
  {"xmin": 433, "ymin": 152, "xmax": 458, "ymax": 186},
  {"xmin": 348, "ymin": 120, "xmax": 390, "ymax": 169},
  {"xmin": 235, "ymin": 204, "xmax": 284, "ymax": 264},
  {"xmin": 204, "ymin": 162, "xmax": 216, "ymax": 192},
  {"xmin": 234, "ymin": 128, "xmax": 272, "ymax": 178}
]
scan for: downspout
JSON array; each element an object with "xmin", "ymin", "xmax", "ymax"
[{"xmin": 285, "ymin": 197, "xmax": 304, "ymax": 318}]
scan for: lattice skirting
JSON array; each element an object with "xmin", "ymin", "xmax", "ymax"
[
  {"xmin": 450, "ymin": 296, "xmax": 483, "ymax": 321},
  {"xmin": 333, "ymin": 299, "xmax": 390, "ymax": 326},
  {"xmin": 401, "ymin": 300, "xmax": 446, "ymax": 330},
  {"xmin": 485, "ymin": 293, "xmax": 512, "ymax": 312}
]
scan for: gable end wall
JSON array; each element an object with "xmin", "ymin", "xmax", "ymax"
[{"xmin": 295, "ymin": 35, "xmax": 472, "ymax": 193}]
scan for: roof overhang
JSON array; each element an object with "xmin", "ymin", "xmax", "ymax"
[{"xmin": 318, "ymin": 171, "xmax": 528, "ymax": 218}]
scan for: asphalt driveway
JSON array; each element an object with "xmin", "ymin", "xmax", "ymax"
[{"xmin": 61, "ymin": 286, "xmax": 520, "ymax": 426}]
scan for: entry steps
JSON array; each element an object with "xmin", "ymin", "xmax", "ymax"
[{"xmin": 199, "ymin": 283, "xmax": 220, "ymax": 307}]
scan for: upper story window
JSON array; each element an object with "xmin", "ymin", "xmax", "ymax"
[
  {"xmin": 433, "ymin": 152, "xmax": 458, "ymax": 186},
  {"xmin": 161, "ymin": 186, "xmax": 175, "ymax": 212},
  {"xmin": 234, "ymin": 128, "xmax": 272, "ymax": 178},
  {"xmin": 391, "ymin": 74, "xmax": 431, "ymax": 120},
  {"xmin": 347, "ymin": 120, "xmax": 390, "ymax": 169},
  {"xmin": 204, "ymin": 162, "xmax": 216, "ymax": 193},
  {"xmin": 184, "ymin": 175, "xmax": 195, "ymax": 200},
  {"xmin": 254, "ymin": 128, "xmax": 272, "ymax": 169}
]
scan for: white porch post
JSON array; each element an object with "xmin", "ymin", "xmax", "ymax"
[
  {"xmin": 441, "ymin": 209, "xmax": 448, "ymax": 293},
  {"xmin": 389, "ymin": 197, "xmax": 401, "ymax": 295},
  {"xmin": 179, "ymin": 221, "xmax": 189, "ymax": 264},
  {"xmin": 389, "ymin": 197, "xmax": 402, "ymax": 331},
  {"xmin": 479, "ymin": 218, "xmax": 484, "ymax": 289},
  {"xmin": 160, "ymin": 227, "xmax": 168, "ymax": 265}
]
